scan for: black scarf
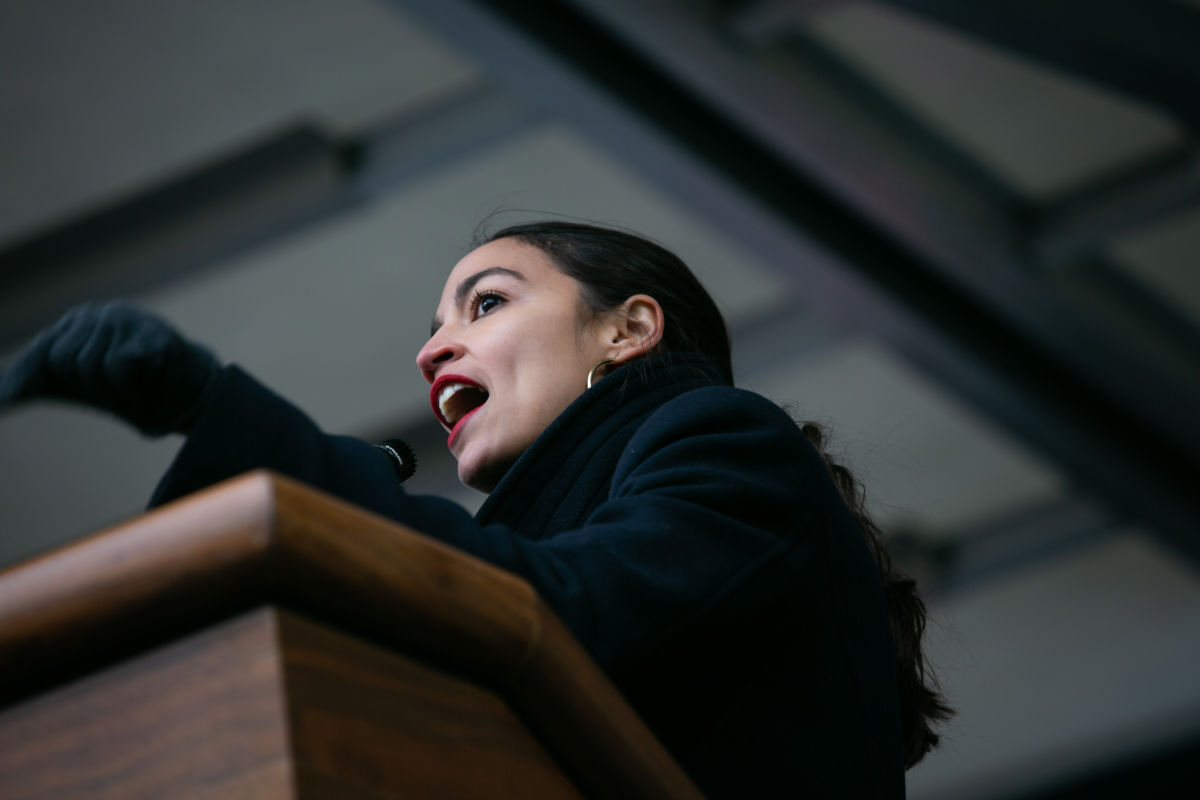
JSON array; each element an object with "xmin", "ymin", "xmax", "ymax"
[{"xmin": 476, "ymin": 355, "xmax": 727, "ymax": 539}]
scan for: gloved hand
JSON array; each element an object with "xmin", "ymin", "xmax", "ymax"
[{"xmin": 0, "ymin": 301, "xmax": 220, "ymax": 436}]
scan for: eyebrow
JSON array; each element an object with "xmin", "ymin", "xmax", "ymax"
[{"xmin": 430, "ymin": 266, "xmax": 527, "ymax": 335}]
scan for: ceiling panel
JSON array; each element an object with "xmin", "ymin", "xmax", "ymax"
[
  {"xmin": 0, "ymin": 0, "xmax": 479, "ymax": 243},
  {"xmin": 1109, "ymin": 205, "xmax": 1200, "ymax": 325},
  {"xmin": 747, "ymin": 338, "xmax": 1064, "ymax": 537},
  {"xmin": 808, "ymin": 2, "xmax": 1183, "ymax": 200},
  {"xmin": 910, "ymin": 530, "xmax": 1200, "ymax": 799}
]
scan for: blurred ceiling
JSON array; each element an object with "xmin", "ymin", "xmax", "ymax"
[{"xmin": 1, "ymin": 1, "xmax": 1198, "ymax": 797}]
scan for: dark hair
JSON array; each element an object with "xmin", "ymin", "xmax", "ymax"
[
  {"xmin": 482, "ymin": 220, "xmax": 734, "ymax": 385},
  {"xmin": 801, "ymin": 422, "xmax": 954, "ymax": 767},
  {"xmin": 486, "ymin": 220, "xmax": 951, "ymax": 767}
]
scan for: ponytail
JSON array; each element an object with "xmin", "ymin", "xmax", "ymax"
[
  {"xmin": 482, "ymin": 220, "xmax": 952, "ymax": 766},
  {"xmin": 801, "ymin": 422, "xmax": 953, "ymax": 768}
]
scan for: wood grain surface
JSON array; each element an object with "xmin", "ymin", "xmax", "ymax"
[
  {"xmin": 0, "ymin": 608, "xmax": 294, "ymax": 800},
  {"xmin": 0, "ymin": 471, "xmax": 704, "ymax": 799},
  {"xmin": 0, "ymin": 473, "xmax": 276, "ymax": 705},
  {"xmin": 278, "ymin": 609, "xmax": 582, "ymax": 798}
]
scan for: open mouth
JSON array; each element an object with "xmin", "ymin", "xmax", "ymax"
[{"xmin": 431, "ymin": 376, "xmax": 489, "ymax": 432}]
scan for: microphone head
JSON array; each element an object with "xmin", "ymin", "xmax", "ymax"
[{"xmin": 373, "ymin": 438, "xmax": 418, "ymax": 482}]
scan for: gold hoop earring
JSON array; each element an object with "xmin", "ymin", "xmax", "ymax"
[{"xmin": 587, "ymin": 358, "xmax": 616, "ymax": 389}]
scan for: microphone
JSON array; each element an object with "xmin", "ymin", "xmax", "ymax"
[{"xmin": 372, "ymin": 438, "xmax": 418, "ymax": 483}]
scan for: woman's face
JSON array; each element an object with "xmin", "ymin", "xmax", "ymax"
[{"xmin": 416, "ymin": 238, "xmax": 614, "ymax": 491}]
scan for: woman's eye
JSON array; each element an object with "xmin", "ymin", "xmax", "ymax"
[{"xmin": 471, "ymin": 291, "xmax": 504, "ymax": 318}]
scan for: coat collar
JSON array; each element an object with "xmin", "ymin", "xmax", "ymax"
[{"xmin": 476, "ymin": 354, "xmax": 727, "ymax": 535}]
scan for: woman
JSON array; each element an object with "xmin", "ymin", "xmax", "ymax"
[{"xmin": 0, "ymin": 221, "xmax": 949, "ymax": 796}]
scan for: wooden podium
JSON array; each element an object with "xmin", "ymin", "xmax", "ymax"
[{"xmin": 0, "ymin": 471, "xmax": 702, "ymax": 799}]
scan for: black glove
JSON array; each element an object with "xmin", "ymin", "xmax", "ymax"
[{"xmin": 0, "ymin": 301, "xmax": 220, "ymax": 436}]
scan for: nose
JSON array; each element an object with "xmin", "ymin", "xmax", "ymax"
[{"xmin": 416, "ymin": 330, "xmax": 462, "ymax": 384}]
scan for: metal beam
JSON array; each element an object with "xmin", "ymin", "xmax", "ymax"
[
  {"xmin": 388, "ymin": 0, "xmax": 1200, "ymax": 560},
  {"xmin": 554, "ymin": 0, "xmax": 1200, "ymax": 451},
  {"xmin": 1055, "ymin": 255, "xmax": 1200, "ymax": 389},
  {"xmin": 749, "ymin": 28, "xmax": 1020, "ymax": 215},
  {"xmin": 869, "ymin": 0, "xmax": 1200, "ymax": 132},
  {"xmin": 0, "ymin": 124, "xmax": 348, "ymax": 351},
  {"xmin": 0, "ymin": 83, "xmax": 539, "ymax": 352},
  {"xmin": 732, "ymin": 0, "xmax": 854, "ymax": 37},
  {"xmin": 931, "ymin": 495, "xmax": 1114, "ymax": 596},
  {"xmin": 350, "ymin": 82, "xmax": 545, "ymax": 196},
  {"xmin": 1030, "ymin": 150, "xmax": 1200, "ymax": 267},
  {"xmin": 739, "ymin": 2, "xmax": 1200, "ymax": 277}
]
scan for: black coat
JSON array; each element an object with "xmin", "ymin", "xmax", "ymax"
[{"xmin": 151, "ymin": 358, "xmax": 905, "ymax": 797}]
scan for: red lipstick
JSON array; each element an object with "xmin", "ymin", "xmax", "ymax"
[{"xmin": 429, "ymin": 374, "xmax": 487, "ymax": 447}]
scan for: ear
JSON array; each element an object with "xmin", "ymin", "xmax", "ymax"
[{"xmin": 604, "ymin": 294, "xmax": 665, "ymax": 361}]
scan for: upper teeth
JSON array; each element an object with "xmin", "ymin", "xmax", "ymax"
[{"xmin": 438, "ymin": 382, "xmax": 474, "ymax": 421}]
